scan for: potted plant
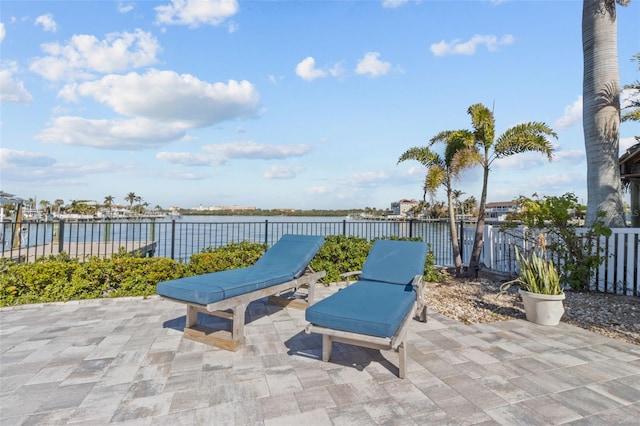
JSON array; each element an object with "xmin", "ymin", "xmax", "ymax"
[{"xmin": 500, "ymin": 245, "xmax": 565, "ymax": 326}]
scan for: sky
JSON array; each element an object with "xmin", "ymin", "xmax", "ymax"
[{"xmin": 1, "ymin": 0, "xmax": 638, "ymax": 211}]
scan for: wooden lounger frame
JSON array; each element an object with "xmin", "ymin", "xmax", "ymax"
[
  {"xmin": 305, "ymin": 275, "xmax": 426, "ymax": 379},
  {"xmin": 162, "ymin": 268, "xmax": 326, "ymax": 351}
]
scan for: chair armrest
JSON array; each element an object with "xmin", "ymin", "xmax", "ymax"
[
  {"xmin": 339, "ymin": 270, "xmax": 362, "ymax": 286},
  {"xmin": 412, "ymin": 275, "xmax": 427, "ymax": 322}
]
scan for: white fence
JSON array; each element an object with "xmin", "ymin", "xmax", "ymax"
[{"xmin": 463, "ymin": 225, "xmax": 639, "ymax": 297}]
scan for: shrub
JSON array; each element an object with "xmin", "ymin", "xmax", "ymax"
[
  {"xmin": 502, "ymin": 192, "xmax": 611, "ymax": 290},
  {"xmin": 188, "ymin": 241, "xmax": 267, "ymax": 275},
  {"xmin": 309, "ymin": 235, "xmax": 444, "ymax": 283},
  {"xmin": 0, "ymin": 236, "xmax": 445, "ymax": 306}
]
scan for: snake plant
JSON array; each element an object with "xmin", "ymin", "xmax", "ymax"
[{"xmin": 500, "ymin": 247, "xmax": 563, "ymax": 295}]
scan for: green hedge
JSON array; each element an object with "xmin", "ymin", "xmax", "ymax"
[{"xmin": 0, "ymin": 237, "xmax": 443, "ymax": 307}]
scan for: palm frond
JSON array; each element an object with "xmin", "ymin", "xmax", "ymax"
[
  {"xmin": 425, "ymin": 166, "xmax": 446, "ymax": 195},
  {"xmin": 494, "ymin": 122, "xmax": 557, "ymax": 160},
  {"xmin": 397, "ymin": 146, "xmax": 441, "ymax": 166}
]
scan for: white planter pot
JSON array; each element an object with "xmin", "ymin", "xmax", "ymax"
[{"xmin": 519, "ymin": 289, "xmax": 565, "ymax": 326}]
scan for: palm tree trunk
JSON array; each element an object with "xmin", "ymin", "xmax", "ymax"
[
  {"xmin": 446, "ymin": 188, "xmax": 463, "ymax": 274},
  {"xmin": 467, "ymin": 157, "xmax": 490, "ymax": 277},
  {"xmin": 582, "ymin": 0, "xmax": 626, "ymax": 227}
]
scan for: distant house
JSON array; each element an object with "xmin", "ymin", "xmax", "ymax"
[
  {"xmin": 390, "ymin": 199, "xmax": 419, "ymax": 217},
  {"xmin": 484, "ymin": 201, "xmax": 518, "ymax": 221},
  {"xmin": 620, "ymin": 142, "xmax": 640, "ymax": 227}
]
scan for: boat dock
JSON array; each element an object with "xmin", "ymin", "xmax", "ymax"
[{"xmin": 0, "ymin": 241, "xmax": 157, "ymax": 263}]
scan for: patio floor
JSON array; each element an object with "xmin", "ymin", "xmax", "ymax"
[{"xmin": 1, "ymin": 286, "xmax": 639, "ymax": 425}]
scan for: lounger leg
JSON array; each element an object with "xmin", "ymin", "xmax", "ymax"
[
  {"xmin": 418, "ymin": 305, "xmax": 427, "ymax": 323},
  {"xmin": 308, "ymin": 278, "xmax": 316, "ymax": 305},
  {"xmin": 232, "ymin": 304, "xmax": 247, "ymax": 342},
  {"xmin": 398, "ymin": 342, "xmax": 407, "ymax": 379},
  {"xmin": 186, "ymin": 306, "xmax": 198, "ymax": 328},
  {"xmin": 322, "ymin": 334, "xmax": 332, "ymax": 361}
]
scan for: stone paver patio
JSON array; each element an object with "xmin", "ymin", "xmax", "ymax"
[{"xmin": 1, "ymin": 286, "xmax": 639, "ymax": 425}]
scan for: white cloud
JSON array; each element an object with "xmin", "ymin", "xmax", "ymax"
[
  {"xmin": 156, "ymin": 151, "xmax": 219, "ymax": 166},
  {"xmin": 295, "ymin": 57, "xmax": 327, "ymax": 81},
  {"xmin": 0, "ymin": 148, "xmax": 56, "ymax": 168},
  {"xmin": 382, "ymin": 0, "xmax": 408, "ymax": 8},
  {"xmin": 36, "ymin": 117, "xmax": 186, "ymax": 150},
  {"xmin": 553, "ymin": 149, "xmax": 585, "ymax": 164},
  {"xmin": 355, "ymin": 52, "xmax": 392, "ymax": 77},
  {"xmin": 30, "ymin": 29, "xmax": 160, "ymax": 81},
  {"xmin": 202, "ymin": 141, "xmax": 311, "ymax": 159},
  {"xmin": 118, "ymin": 2, "xmax": 136, "ymax": 13},
  {"xmin": 0, "ymin": 148, "xmax": 126, "ymax": 184},
  {"xmin": 0, "ymin": 22, "xmax": 5, "ymax": 43},
  {"xmin": 42, "ymin": 71, "xmax": 259, "ymax": 150},
  {"xmin": 263, "ymin": 165, "xmax": 305, "ymax": 179},
  {"xmin": 60, "ymin": 70, "xmax": 260, "ymax": 127},
  {"xmin": 157, "ymin": 141, "xmax": 312, "ymax": 166},
  {"xmin": 555, "ymin": 96, "xmax": 582, "ymax": 130},
  {"xmin": 348, "ymin": 171, "xmax": 391, "ymax": 187},
  {"xmin": 155, "ymin": 0, "xmax": 239, "ymax": 28},
  {"xmin": 430, "ymin": 34, "xmax": 514, "ymax": 56},
  {"xmin": 0, "ymin": 62, "xmax": 33, "ymax": 104},
  {"xmin": 227, "ymin": 21, "xmax": 239, "ymax": 33},
  {"xmin": 35, "ymin": 13, "xmax": 57, "ymax": 32},
  {"xmin": 493, "ymin": 151, "xmax": 554, "ymax": 169}
]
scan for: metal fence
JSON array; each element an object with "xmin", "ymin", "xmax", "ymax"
[
  {"xmin": 0, "ymin": 218, "xmax": 455, "ymax": 265},
  {"xmin": 3, "ymin": 218, "xmax": 636, "ymax": 296}
]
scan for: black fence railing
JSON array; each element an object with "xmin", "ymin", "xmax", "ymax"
[{"xmin": 0, "ymin": 218, "xmax": 457, "ymax": 265}]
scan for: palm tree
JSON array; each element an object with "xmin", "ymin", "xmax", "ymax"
[
  {"xmin": 125, "ymin": 192, "xmax": 136, "ymax": 210},
  {"xmin": 54, "ymin": 199, "xmax": 64, "ymax": 214},
  {"xmin": 398, "ymin": 135, "xmax": 477, "ymax": 274},
  {"xmin": 462, "ymin": 196, "xmax": 478, "ymax": 218},
  {"xmin": 39, "ymin": 199, "xmax": 50, "ymax": 215},
  {"xmin": 582, "ymin": 0, "xmax": 630, "ymax": 227},
  {"xmin": 460, "ymin": 103, "xmax": 557, "ymax": 277},
  {"xmin": 452, "ymin": 190, "xmax": 465, "ymax": 219}
]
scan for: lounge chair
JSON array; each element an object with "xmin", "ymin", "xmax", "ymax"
[
  {"xmin": 157, "ymin": 234, "xmax": 325, "ymax": 350},
  {"xmin": 304, "ymin": 239, "xmax": 428, "ymax": 378}
]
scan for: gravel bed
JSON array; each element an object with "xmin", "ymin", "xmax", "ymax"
[{"xmin": 425, "ymin": 273, "xmax": 640, "ymax": 346}]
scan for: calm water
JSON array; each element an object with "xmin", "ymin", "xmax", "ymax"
[{"xmin": 2, "ymin": 216, "xmax": 461, "ymax": 265}]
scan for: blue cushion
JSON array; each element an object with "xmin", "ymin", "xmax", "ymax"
[
  {"xmin": 156, "ymin": 234, "xmax": 324, "ymax": 305},
  {"xmin": 253, "ymin": 234, "xmax": 325, "ymax": 278},
  {"xmin": 305, "ymin": 280, "xmax": 416, "ymax": 338},
  {"xmin": 359, "ymin": 240, "xmax": 427, "ymax": 285}
]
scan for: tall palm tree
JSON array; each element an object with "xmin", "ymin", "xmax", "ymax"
[
  {"xmin": 398, "ymin": 134, "xmax": 477, "ymax": 274},
  {"xmin": 582, "ymin": 0, "xmax": 630, "ymax": 227},
  {"xmin": 462, "ymin": 103, "xmax": 557, "ymax": 277}
]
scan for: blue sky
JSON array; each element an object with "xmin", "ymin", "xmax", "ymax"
[{"xmin": 1, "ymin": 0, "xmax": 638, "ymax": 211}]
